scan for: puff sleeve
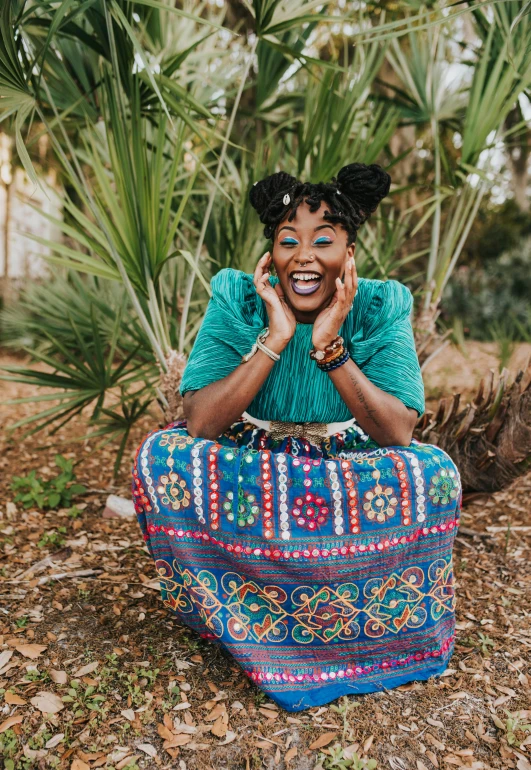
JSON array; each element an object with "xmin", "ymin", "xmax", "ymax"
[
  {"xmin": 179, "ymin": 268, "xmax": 265, "ymax": 396},
  {"xmin": 349, "ymin": 279, "xmax": 425, "ymax": 416}
]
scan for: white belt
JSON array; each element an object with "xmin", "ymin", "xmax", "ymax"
[{"xmin": 240, "ymin": 410, "xmax": 357, "ymax": 438}]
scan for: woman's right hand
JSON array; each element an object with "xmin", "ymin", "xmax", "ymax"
[{"xmin": 253, "ymin": 252, "xmax": 296, "ymax": 350}]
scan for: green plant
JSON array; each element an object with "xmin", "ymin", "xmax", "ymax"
[
  {"xmin": 0, "ymin": 729, "xmax": 18, "ymax": 762},
  {"xmin": 318, "ymin": 743, "xmax": 378, "ymax": 769},
  {"xmin": 23, "ymin": 669, "xmax": 50, "ymax": 684},
  {"xmin": 443, "ymin": 235, "xmax": 531, "ymax": 341},
  {"xmin": 329, "ymin": 696, "xmax": 362, "ymax": 742},
  {"xmin": 66, "ymin": 505, "xmax": 83, "ymax": 520},
  {"xmin": 15, "ymin": 615, "xmax": 28, "ymax": 628},
  {"xmin": 462, "ymin": 631, "xmax": 495, "ymax": 656},
  {"xmin": 38, "ymin": 527, "xmax": 67, "ymax": 549},
  {"xmin": 1, "ymin": 0, "xmax": 530, "ymax": 482},
  {"xmin": 492, "ymin": 709, "xmax": 531, "ymax": 747},
  {"xmin": 62, "ymin": 679, "xmax": 108, "ymax": 718},
  {"xmin": 10, "ymin": 454, "xmax": 86, "ymax": 510},
  {"xmin": 136, "ymin": 666, "xmax": 160, "ymax": 688},
  {"xmin": 118, "ymin": 671, "xmax": 145, "ymax": 708}
]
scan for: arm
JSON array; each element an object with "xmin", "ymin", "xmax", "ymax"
[
  {"xmin": 184, "ymin": 252, "xmax": 296, "ymax": 440},
  {"xmin": 312, "ymin": 256, "xmax": 420, "ymax": 447},
  {"xmin": 326, "ymin": 358, "xmax": 418, "ymax": 446},
  {"xmin": 184, "ymin": 336, "xmax": 284, "ymax": 440}
]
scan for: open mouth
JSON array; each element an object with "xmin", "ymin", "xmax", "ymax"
[{"xmin": 289, "ymin": 271, "xmax": 323, "ymax": 296}]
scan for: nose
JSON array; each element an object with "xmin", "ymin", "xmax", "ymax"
[{"xmin": 295, "ymin": 251, "xmax": 315, "ymax": 265}]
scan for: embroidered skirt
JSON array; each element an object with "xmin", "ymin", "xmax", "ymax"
[{"xmin": 132, "ymin": 418, "xmax": 461, "ymax": 712}]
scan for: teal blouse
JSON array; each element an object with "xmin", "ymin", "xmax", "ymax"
[{"xmin": 179, "ymin": 268, "xmax": 425, "ymax": 422}]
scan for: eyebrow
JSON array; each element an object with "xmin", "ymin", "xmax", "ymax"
[{"xmin": 278, "ymin": 224, "xmax": 336, "ymax": 235}]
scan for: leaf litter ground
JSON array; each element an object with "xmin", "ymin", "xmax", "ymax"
[{"xmin": 0, "ymin": 347, "xmax": 530, "ymax": 770}]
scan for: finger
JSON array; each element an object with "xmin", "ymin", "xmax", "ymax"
[
  {"xmin": 336, "ymin": 275, "xmax": 346, "ymax": 303},
  {"xmin": 351, "ymin": 258, "xmax": 359, "ymax": 299},
  {"xmin": 344, "ymin": 257, "xmax": 353, "ymax": 296},
  {"xmin": 253, "ymin": 252, "xmax": 271, "ymax": 285},
  {"xmin": 343, "ymin": 257, "xmax": 356, "ymax": 305}
]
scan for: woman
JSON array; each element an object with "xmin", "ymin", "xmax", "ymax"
[{"xmin": 133, "ymin": 163, "xmax": 461, "ymax": 712}]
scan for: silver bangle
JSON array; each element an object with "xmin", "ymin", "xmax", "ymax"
[{"xmin": 241, "ymin": 328, "xmax": 280, "ymax": 363}]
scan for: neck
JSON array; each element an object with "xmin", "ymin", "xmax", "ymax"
[{"xmin": 288, "ymin": 299, "xmax": 328, "ymax": 325}]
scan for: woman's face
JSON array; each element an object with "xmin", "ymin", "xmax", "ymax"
[{"xmin": 272, "ymin": 200, "xmax": 355, "ymax": 322}]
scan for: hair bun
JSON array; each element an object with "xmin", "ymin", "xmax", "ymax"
[
  {"xmin": 333, "ymin": 162, "xmax": 391, "ymax": 224},
  {"xmin": 249, "ymin": 171, "xmax": 298, "ymax": 220}
]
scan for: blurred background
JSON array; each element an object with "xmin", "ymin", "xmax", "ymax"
[{"xmin": 0, "ymin": 0, "xmax": 530, "ymax": 481}]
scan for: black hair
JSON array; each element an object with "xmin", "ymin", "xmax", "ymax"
[{"xmin": 248, "ymin": 162, "xmax": 391, "ymax": 245}]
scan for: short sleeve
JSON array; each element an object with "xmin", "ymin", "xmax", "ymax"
[
  {"xmin": 349, "ymin": 279, "xmax": 425, "ymax": 416},
  {"xmin": 179, "ymin": 268, "xmax": 265, "ymax": 396}
]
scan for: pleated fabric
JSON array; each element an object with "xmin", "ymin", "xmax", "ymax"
[{"xmin": 179, "ymin": 268, "xmax": 425, "ymax": 421}]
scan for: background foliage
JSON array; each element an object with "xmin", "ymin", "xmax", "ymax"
[{"xmin": 1, "ymin": 0, "xmax": 530, "ymax": 471}]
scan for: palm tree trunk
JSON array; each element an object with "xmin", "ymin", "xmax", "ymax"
[{"xmin": 415, "ymin": 360, "xmax": 531, "ymax": 493}]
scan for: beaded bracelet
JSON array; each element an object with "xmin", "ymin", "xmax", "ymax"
[
  {"xmin": 309, "ymin": 335, "xmax": 344, "ymax": 362},
  {"xmin": 316, "ymin": 347, "xmax": 350, "ymax": 372},
  {"xmin": 319, "ymin": 344, "xmax": 346, "ymax": 365}
]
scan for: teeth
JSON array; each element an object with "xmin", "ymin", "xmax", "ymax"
[{"xmin": 292, "ymin": 273, "xmax": 321, "ymax": 281}]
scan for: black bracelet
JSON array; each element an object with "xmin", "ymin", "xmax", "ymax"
[{"xmin": 316, "ymin": 347, "xmax": 350, "ymax": 371}]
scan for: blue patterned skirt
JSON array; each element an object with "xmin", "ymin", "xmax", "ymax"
[{"xmin": 132, "ymin": 418, "xmax": 461, "ymax": 712}]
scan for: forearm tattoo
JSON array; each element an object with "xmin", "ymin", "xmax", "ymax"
[{"xmin": 347, "ymin": 370, "xmax": 383, "ymax": 429}]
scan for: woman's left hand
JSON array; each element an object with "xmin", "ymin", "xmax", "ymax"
[{"xmin": 312, "ymin": 256, "xmax": 358, "ymax": 349}]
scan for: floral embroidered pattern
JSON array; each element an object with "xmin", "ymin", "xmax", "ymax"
[
  {"xmin": 156, "ymin": 471, "xmax": 191, "ymax": 511},
  {"xmin": 429, "ymin": 468, "xmax": 459, "ymax": 505},
  {"xmin": 133, "ymin": 418, "xmax": 461, "ymax": 710}
]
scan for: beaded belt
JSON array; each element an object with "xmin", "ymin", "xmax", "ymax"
[{"xmin": 240, "ymin": 410, "xmax": 356, "ymax": 442}]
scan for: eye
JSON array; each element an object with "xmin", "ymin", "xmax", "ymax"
[
  {"xmin": 280, "ymin": 237, "xmax": 298, "ymax": 246},
  {"xmin": 314, "ymin": 237, "xmax": 332, "ymax": 245}
]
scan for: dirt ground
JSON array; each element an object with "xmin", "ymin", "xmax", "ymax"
[{"xmin": 0, "ymin": 343, "xmax": 530, "ymax": 770}]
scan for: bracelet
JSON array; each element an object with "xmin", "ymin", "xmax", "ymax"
[
  {"xmin": 316, "ymin": 347, "xmax": 350, "ymax": 371},
  {"xmin": 241, "ymin": 327, "xmax": 280, "ymax": 363},
  {"xmin": 309, "ymin": 335, "xmax": 343, "ymax": 362},
  {"xmin": 319, "ymin": 344, "xmax": 346, "ymax": 365}
]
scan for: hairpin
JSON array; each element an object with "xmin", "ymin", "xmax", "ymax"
[{"xmin": 283, "ymin": 193, "xmax": 290, "ymax": 205}]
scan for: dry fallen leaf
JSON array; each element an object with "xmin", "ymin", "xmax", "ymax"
[
  {"xmin": 258, "ymin": 707, "xmax": 278, "ymax": 721},
  {"xmin": 427, "ymin": 717, "xmax": 444, "ymax": 728},
  {"xmin": 157, "ymin": 723, "xmax": 174, "ymax": 742},
  {"xmin": 45, "ymin": 733, "xmax": 65, "ymax": 749},
  {"xmin": 219, "ymin": 730, "xmax": 237, "ymax": 745},
  {"xmin": 207, "ymin": 703, "xmax": 227, "ymax": 722},
  {"xmin": 163, "ymin": 734, "xmax": 193, "ymax": 749},
  {"xmin": 71, "ymin": 758, "xmax": 90, "ymax": 770},
  {"xmin": 30, "ymin": 691, "xmax": 64, "ymax": 714},
  {"xmin": 121, "ymin": 709, "xmax": 136, "ymax": 722},
  {"xmin": 285, "ymin": 746, "xmax": 298, "ymax": 763},
  {"xmin": 210, "ymin": 715, "xmax": 227, "ymax": 737},
  {"xmin": 16, "ymin": 643, "xmax": 47, "ymax": 660},
  {"xmin": 309, "ymin": 732, "xmax": 337, "ymax": 750},
  {"xmin": 5, "ymin": 692, "xmax": 26, "ymax": 705},
  {"xmin": 49, "ymin": 669, "xmax": 68, "ymax": 685},
  {"xmin": 137, "ymin": 744, "xmax": 157, "ymax": 757},
  {"xmin": 0, "ymin": 650, "xmax": 13, "ymax": 670},
  {"xmin": 116, "ymin": 754, "xmax": 140, "ymax": 769},
  {"xmin": 73, "ymin": 661, "xmax": 99, "ymax": 677},
  {"xmin": 0, "ymin": 715, "xmax": 24, "ymax": 733}
]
